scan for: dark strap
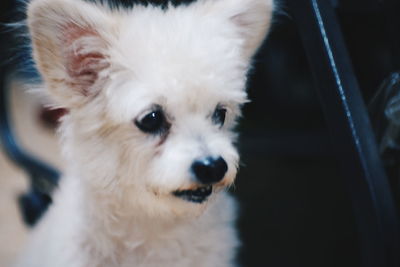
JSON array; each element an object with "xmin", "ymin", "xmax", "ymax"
[{"xmin": 287, "ymin": 1, "xmax": 400, "ymax": 266}]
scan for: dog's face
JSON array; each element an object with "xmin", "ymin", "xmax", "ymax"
[{"xmin": 28, "ymin": 0, "xmax": 273, "ymax": 217}]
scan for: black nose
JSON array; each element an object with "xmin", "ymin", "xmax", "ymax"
[{"xmin": 191, "ymin": 156, "xmax": 228, "ymax": 185}]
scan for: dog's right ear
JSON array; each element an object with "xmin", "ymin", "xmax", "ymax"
[{"xmin": 28, "ymin": 0, "xmax": 115, "ymax": 107}]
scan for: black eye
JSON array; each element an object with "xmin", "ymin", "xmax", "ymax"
[
  {"xmin": 135, "ymin": 109, "xmax": 169, "ymax": 134},
  {"xmin": 212, "ymin": 106, "xmax": 227, "ymax": 126}
]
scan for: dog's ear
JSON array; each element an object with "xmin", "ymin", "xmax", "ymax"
[
  {"xmin": 206, "ymin": 0, "xmax": 274, "ymax": 60},
  {"xmin": 231, "ymin": 0, "xmax": 274, "ymax": 59},
  {"xmin": 28, "ymin": 0, "xmax": 115, "ymax": 107}
]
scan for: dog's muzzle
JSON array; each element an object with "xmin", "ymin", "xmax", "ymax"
[
  {"xmin": 191, "ymin": 156, "xmax": 228, "ymax": 185},
  {"xmin": 172, "ymin": 156, "xmax": 228, "ymax": 203},
  {"xmin": 173, "ymin": 185, "xmax": 213, "ymax": 203}
]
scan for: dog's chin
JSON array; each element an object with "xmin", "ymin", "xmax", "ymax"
[{"xmin": 172, "ymin": 185, "xmax": 213, "ymax": 204}]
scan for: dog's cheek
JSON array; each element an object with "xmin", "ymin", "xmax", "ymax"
[
  {"xmin": 146, "ymin": 154, "xmax": 190, "ymax": 193},
  {"xmin": 145, "ymin": 137, "xmax": 199, "ymax": 192},
  {"xmin": 118, "ymin": 134, "xmax": 161, "ymax": 186}
]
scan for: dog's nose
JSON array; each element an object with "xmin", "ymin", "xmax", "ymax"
[{"xmin": 191, "ymin": 157, "xmax": 228, "ymax": 185}]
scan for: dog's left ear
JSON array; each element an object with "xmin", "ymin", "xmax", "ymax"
[
  {"xmin": 206, "ymin": 0, "xmax": 274, "ymax": 60},
  {"xmin": 28, "ymin": 0, "xmax": 115, "ymax": 107},
  {"xmin": 233, "ymin": 0, "xmax": 274, "ymax": 59}
]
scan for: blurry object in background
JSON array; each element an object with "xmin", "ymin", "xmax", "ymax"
[
  {"xmin": 370, "ymin": 72, "xmax": 400, "ymax": 153},
  {"xmin": 288, "ymin": 2, "xmax": 399, "ymax": 267},
  {"xmin": 39, "ymin": 107, "xmax": 67, "ymax": 129},
  {"xmin": 369, "ymin": 72, "xmax": 400, "ymax": 208},
  {"xmin": 0, "ymin": 0, "xmax": 60, "ymax": 228}
]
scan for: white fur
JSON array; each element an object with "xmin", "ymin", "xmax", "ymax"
[{"xmin": 15, "ymin": 0, "xmax": 273, "ymax": 266}]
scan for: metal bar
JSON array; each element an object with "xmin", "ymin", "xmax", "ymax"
[{"xmin": 287, "ymin": 1, "xmax": 399, "ymax": 267}]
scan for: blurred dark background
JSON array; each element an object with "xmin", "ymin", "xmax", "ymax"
[
  {"xmin": 236, "ymin": 0, "xmax": 400, "ymax": 266},
  {"xmin": 1, "ymin": 0, "xmax": 400, "ymax": 266}
]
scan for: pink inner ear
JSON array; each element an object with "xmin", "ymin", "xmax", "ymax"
[{"xmin": 60, "ymin": 23, "xmax": 109, "ymax": 96}]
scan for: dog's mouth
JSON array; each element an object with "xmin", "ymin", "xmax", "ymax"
[{"xmin": 173, "ymin": 185, "xmax": 213, "ymax": 203}]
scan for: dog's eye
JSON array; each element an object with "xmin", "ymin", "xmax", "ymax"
[
  {"xmin": 135, "ymin": 109, "xmax": 168, "ymax": 134},
  {"xmin": 212, "ymin": 106, "xmax": 227, "ymax": 127}
]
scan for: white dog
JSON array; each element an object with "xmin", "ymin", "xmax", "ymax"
[{"xmin": 15, "ymin": 0, "xmax": 273, "ymax": 266}]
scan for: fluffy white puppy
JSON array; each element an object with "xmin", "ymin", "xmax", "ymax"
[{"xmin": 15, "ymin": 0, "xmax": 273, "ymax": 266}]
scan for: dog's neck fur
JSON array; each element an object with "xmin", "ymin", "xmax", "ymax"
[{"xmin": 54, "ymin": 162, "xmax": 233, "ymax": 267}]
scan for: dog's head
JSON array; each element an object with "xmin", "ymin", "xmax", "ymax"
[{"xmin": 28, "ymin": 0, "xmax": 273, "ymax": 217}]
